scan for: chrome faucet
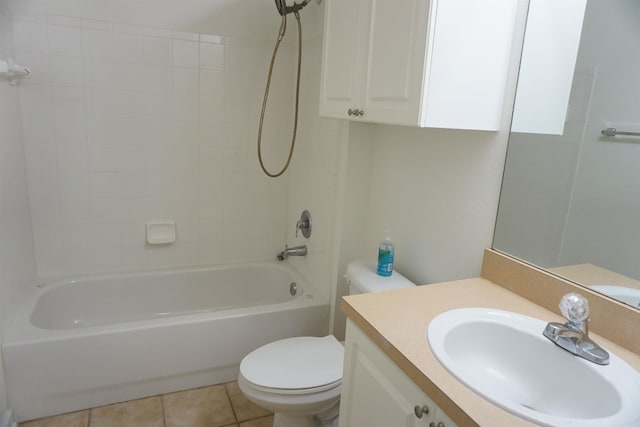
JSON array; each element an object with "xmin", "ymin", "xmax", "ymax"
[
  {"xmin": 277, "ymin": 245, "xmax": 307, "ymax": 261},
  {"xmin": 543, "ymin": 293, "xmax": 610, "ymax": 365}
]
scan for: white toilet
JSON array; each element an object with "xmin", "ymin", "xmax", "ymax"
[{"xmin": 238, "ymin": 259, "xmax": 415, "ymax": 427}]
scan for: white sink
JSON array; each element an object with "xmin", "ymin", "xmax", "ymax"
[
  {"xmin": 427, "ymin": 308, "xmax": 640, "ymax": 426},
  {"xmin": 591, "ymin": 285, "xmax": 640, "ymax": 307}
]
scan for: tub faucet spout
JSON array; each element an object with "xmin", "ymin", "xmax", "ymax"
[{"xmin": 277, "ymin": 245, "xmax": 307, "ymax": 261}]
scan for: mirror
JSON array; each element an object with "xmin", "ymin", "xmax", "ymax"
[{"xmin": 494, "ymin": 0, "xmax": 640, "ymax": 308}]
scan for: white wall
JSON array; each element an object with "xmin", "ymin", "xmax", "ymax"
[
  {"xmin": 0, "ymin": 0, "xmax": 39, "ymax": 413},
  {"xmin": 9, "ymin": 0, "xmax": 300, "ymax": 277}
]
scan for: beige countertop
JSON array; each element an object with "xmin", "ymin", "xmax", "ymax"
[{"xmin": 341, "ymin": 277, "xmax": 640, "ymax": 427}]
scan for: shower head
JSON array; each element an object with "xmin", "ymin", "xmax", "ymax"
[{"xmin": 275, "ymin": 0, "xmax": 311, "ymax": 16}]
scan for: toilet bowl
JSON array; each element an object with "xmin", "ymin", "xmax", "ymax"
[
  {"xmin": 238, "ymin": 336, "xmax": 343, "ymax": 427},
  {"xmin": 238, "ymin": 259, "xmax": 416, "ymax": 427}
]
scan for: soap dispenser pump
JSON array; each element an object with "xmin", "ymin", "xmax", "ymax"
[{"xmin": 376, "ymin": 231, "xmax": 394, "ymax": 277}]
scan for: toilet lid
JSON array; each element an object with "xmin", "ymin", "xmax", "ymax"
[{"xmin": 240, "ymin": 336, "xmax": 344, "ymax": 390}]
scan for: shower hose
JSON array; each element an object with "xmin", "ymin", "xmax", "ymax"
[{"xmin": 257, "ymin": 11, "xmax": 303, "ymax": 178}]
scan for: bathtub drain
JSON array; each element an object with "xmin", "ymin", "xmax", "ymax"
[{"xmin": 290, "ymin": 282, "xmax": 297, "ymax": 296}]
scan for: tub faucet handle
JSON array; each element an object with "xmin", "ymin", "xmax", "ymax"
[{"xmin": 295, "ymin": 210, "xmax": 312, "ymax": 238}]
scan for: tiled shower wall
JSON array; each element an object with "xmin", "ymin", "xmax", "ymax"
[
  {"xmin": 11, "ymin": 10, "xmax": 296, "ymax": 277},
  {"xmin": 0, "ymin": 0, "xmax": 39, "ymax": 413}
]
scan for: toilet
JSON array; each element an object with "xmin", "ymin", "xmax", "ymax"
[{"xmin": 238, "ymin": 259, "xmax": 415, "ymax": 427}]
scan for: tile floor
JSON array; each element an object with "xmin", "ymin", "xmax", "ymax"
[{"xmin": 19, "ymin": 382, "xmax": 273, "ymax": 427}]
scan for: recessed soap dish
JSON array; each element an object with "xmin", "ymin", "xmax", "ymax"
[{"xmin": 146, "ymin": 221, "xmax": 176, "ymax": 244}]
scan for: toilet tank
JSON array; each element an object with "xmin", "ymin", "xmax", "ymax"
[{"xmin": 345, "ymin": 259, "xmax": 415, "ymax": 295}]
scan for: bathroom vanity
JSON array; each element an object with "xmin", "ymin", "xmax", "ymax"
[{"xmin": 339, "ymin": 249, "xmax": 640, "ymax": 426}]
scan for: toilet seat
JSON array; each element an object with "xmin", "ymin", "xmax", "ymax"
[{"xmin": 240, "ymin": 336, "xmax": 344, "ymax": 394}]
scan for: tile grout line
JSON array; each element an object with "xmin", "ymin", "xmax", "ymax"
[
  {"xmin": 160, "ymin": 395, "xmax": 167, "ymax": 427},
  {"xmin": 223, "ymin": 382, "xmax": 240, "ymax": 425}
]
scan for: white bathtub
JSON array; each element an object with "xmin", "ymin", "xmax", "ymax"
[{"xmin": 2, "ymin": 263, "xmax": 329, "ymax": 422}]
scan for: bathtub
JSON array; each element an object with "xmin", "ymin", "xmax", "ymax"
[{"xmin": 2, "ymin": 263, "xmax": 329, "ymax": 422}]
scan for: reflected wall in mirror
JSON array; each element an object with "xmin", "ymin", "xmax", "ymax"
[{"xmin": 493, "ymin": 0, "xmax": 640, "ymax": 308}]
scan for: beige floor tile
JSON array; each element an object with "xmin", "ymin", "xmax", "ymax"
[
  {"xmin": 238, "ymin": 415, "xmax": 274, "ymax": 427},
  {"xmin": 225, "ymin": 382, "xmax": 272, "ymax": 422},
  {"xmin": 19, "ymin": 410, "xmax": 89, "ymax": 427},
  {"xmin": 163, "ymin": 385, "xmax": 236, "ymax": 427},
  {"xmin": 89, "ymin": 396, "xmax": 163, "ymax": 427}
]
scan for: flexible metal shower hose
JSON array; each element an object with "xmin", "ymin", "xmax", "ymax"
[{"xmin": 257, "ymin": 11, "xmax": 303, "ymax": 178}]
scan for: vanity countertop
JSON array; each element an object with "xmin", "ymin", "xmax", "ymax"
[{"xmin": 341, "ymin": 277, "xmax": 640, "ymax": 427}]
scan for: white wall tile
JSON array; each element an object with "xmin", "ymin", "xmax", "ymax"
[
  {"xmin": 16, "ymin": 12, "xmax": 295, "ymax": 277},
  {"xmin": 200, "ymin": 42, "xmax": 225, "ymax": 70},
  {"xmin": 172, "ymin": 30, "xmax": 198, "ymax": 42},
  {"xmin": 173, "ymin": 95, "xmax": 199, "ymax": 123},
  {"xmin": 112, "ymin": 33, "xmax": 143, "ymax": 62},
  {"xmin": 82, "ymin": 29, "xmax": 113, "ymax": 59},
  {"xmin": 55, "ymin": 114, "xmax": 87, "ymax": 145},
  {"xmin": 22, "ymin": 113, "xmax": 55, "ymax": 144},
  {"xmin": 49, "ymin": 56, "xmax": 84, "ymax": 86},
  {"xmin": 48, "ymin": 24, "xmax": 82, "ymax": 56},
  {"xmin": 143, "ymin": 36, "xmax": 171, "ymax": 65},
  {"xmin": 51, "ymin": 86, "xmax": 85, "ymax": 115},
  {"xmin": 57, "ymin": 144, "xmax": 87, "ymax": 171},
  {"xmin": 46, "ymin": 15, "xmax": 81, "ymax": 28},
  {"xmin": 82, "ymin": 19, "xmax": 112, "ymax": 32},
  {"xmin": 199, "ymin": 96, "xmax": 224, "ymax": 123},
  {"xmin": 59, "ymin": 171, "xmax": 89, "ymax": 197},
  {"xmin": 172, "ymin": 67, "xmax": 199, "ymax": 95},
  {"xmin": 199, "ymin": 70, "xmax": 224, "ymax": 97},
  {"xmin": 172, "ymin": 39, "xmax": 199, "ymax": 68},
  {"xmin": 59, "ymin": 197, "xmax": 91, "ymax": 224},
  {"xmin": 12, "ymin": 20, "xmax": 48, "ymax": 53},
  {"xmin": 141, "ymin": 65, "xmax": 171, "ymax": 92},
  {"xmin": 19, "ymin": 84, "xmax": 53, "ymax": 114}
]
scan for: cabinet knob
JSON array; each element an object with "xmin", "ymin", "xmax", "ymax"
[
  {"xmin": 347, "ymin": 108, "xmax": 364, "ymax": 117},
  {"xmin": 348, "ymin": 108, "xmax": 356, "ymax": 116},
  {"xmin": 414, "ymin": 405, "xmax": 430, "ymax": 418},
  {"xmin": 429, "ymin": 423, "xmax": 445, "ymax": 427}
]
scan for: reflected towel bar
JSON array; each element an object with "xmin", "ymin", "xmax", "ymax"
[{"xmin": 601, "ymin": 128, "xmax": 640, "ymax": 137}]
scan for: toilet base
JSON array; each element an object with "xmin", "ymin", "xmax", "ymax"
[
  {"xmin": 273, "ymin": 412, "xmax": 315, "ymax": 427},
  {"xmin": 273, "ymin": 411, "xmax": 339, "ymax": 427}
]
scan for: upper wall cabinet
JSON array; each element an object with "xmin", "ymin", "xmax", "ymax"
[{"xmin": 319, "ymin": 0, "xmax": 520, "ymax": 131}]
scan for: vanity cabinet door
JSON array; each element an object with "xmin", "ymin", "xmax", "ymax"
[{"xmin": 339, "ymin": 320, "xmax": 457, "ymax": 427}]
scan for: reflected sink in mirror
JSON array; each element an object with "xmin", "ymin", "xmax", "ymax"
[
  {"xmin": 427, "ymin": 308, "xmax": 640, "ymax": 426},
  {"xmin": 590, "ymin": 285, "xmax": 640, "ymax": 307}
]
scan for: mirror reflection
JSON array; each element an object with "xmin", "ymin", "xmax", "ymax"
[{"xmin": 493, "ymin": 0, "xmax": 640, "ymax": 308}]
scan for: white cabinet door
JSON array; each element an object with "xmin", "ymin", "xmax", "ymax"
[
  {"xmin": 319, "ymin": 0, "xmax": 365, "ymax": 119},
  {"xmin": 360, "ymin": 0, "xmax": 431, "ymax": 125},
  {"xmin": 339, "ymin": 320, "xmax": 457, "ymax": 427}
]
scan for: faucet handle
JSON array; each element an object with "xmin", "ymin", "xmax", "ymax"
[{"xmin": 559, "ymin": 293, "xmax": 589, "ymax": 323}]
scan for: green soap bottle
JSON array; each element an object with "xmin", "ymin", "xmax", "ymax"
[{"xmin": 376, "ymin": 231, "xmax": 394, "ymax": 277}]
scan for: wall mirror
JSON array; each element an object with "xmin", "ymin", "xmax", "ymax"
[{"xmin": 493, "ymin": 0, "xmax": 640, "ymax": 309}]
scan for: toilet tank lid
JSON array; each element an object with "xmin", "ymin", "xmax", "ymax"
[{"xmin": 345, "ymin": 259, "xmax": 415, "ymax": 293}]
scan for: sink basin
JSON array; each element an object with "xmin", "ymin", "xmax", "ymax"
[
  {"xmin": 427, "ymin": 308, "xmax": 640, "ymax": 426},
  {"xmin": 591, "ymin": 285, "xmax": 640, "ymax": 307}
]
